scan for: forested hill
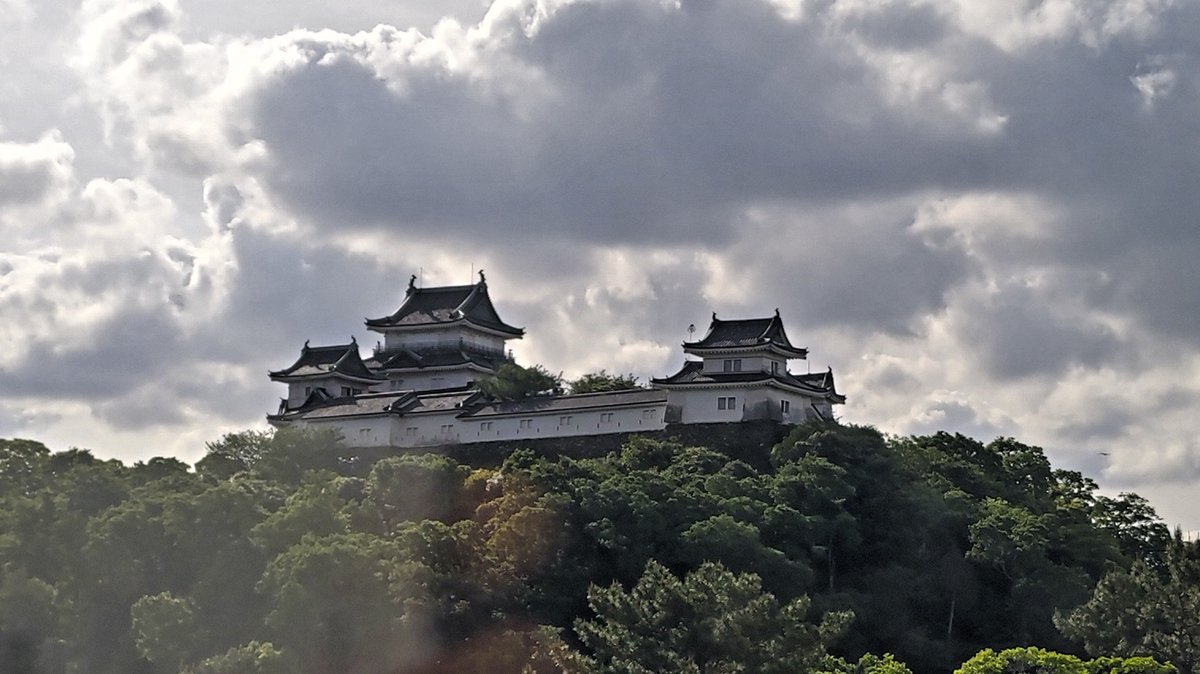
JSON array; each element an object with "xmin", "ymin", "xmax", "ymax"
[{"xmin": 1, "ymin": 424, "xmax": 1195, "ymax": 674}]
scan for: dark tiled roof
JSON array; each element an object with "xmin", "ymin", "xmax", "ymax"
[
  {"xmin": 407, "ymin": 389, "xmax": 483, "ymax": 414},
  {"xmin": 373, "ymin": 349, "xmax": 504, "ymax": 371},
  {"xmin": 365, "ymin": 275, "xmax": 523, "ymax": 336},
  {"xmin": 461, "ymin": 388, "xmax": 668, "ymax": 419},
  {"xmin": 272, "ymin": 391, "xmax": 414, "ymax": 421},
  {"xmin": 651, "ymin": 360, "xmax": 843, "ymax": 401},
  {"xmin": 269, "ymin": 340, "xmax": 385, "ymax": 382},
  {"xmin": 684, "ymin": 311, "xmax": 806, "ymax": 358}
]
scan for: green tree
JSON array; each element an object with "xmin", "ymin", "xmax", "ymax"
[
  {"xmin": 478, "ymin": 363, "xmax": 563, "ymax": 400},
  {"xmin": 574, "ymin": 559, "xmax": 851, "ymax": 673},
  {"xmin": 0, "ymin": 568, "xmax": 66, "ymax": 674},
  {"xmin": 954, "ymin": 647, "xmax": 1174, "ymax": 674},
  {"xmin": 182, "ymin": 641, "xmax": 290, "ymax": 674},
  {"xmin": 258, "ymin": 532, "xmax": 431, "ymax": 674},
  {"xmin": 567, "ymin": 370, "xmax": 641, "ymax": 395},
  {"xmin": 130, "ymin": 592, "xmax": 205, "ymax": 671},
  {"xmin": 1058, "ymin": 534, "xmax": 1200, "ymax": 673}
]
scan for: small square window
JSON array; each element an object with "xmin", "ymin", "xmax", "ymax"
[
  {"xmin": 480, "ymin": 421, "xmax": 493, "ymax": 432},
  {"xmin": 600, "ymin": 413, "xmax": 614, "ymax": 423},
  {"xmin": 519, "ymin": 419, "xmax": 533, "ymax": 429},
  {"xmin": 560, "ymin": 415, "xmax": 574, "ymax": 426},
  {"xmin": 781, "ymin": 400, "xmax": 791, "ymax": 414},
  {"xmin": 405, "ymin": 426, "xmax": 417, "ymax": 436}
]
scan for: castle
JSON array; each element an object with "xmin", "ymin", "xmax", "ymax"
[{"xmin": 267, "ymin": 272, "xmax": 843, "ymax": 447}]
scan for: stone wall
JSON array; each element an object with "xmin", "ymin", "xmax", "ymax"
[{"xmin": 351, "ymin": 420, "xmax": 792, "ymax": 469}]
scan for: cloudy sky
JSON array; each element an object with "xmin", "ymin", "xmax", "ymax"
[{"xmin": 3, "ymin": 0, "xmax": 1200, "ymax": 526}]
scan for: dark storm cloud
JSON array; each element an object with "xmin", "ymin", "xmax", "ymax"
[
  {"xmin": 0, "ymin": 307, "xmax": 185, "ymax": 398},
  {"xmin": 249, "ymin": 0, "xmax": 1002, "ymax": 247},
  {"xmin": 952, "ymin": 280, "xmax": 1123, "ymax": 380}
]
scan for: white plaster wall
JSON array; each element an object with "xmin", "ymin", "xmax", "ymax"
[
  {"xmin": 465, "ymin": 404, "xmax": 667, "ymax": 443},
  {"xmin": 284, "ymin": 414, "xmax": 392, "ymax": 447},
  {"xmin": 391, "ymin": 408, "xmax": 465, "ymax": 447},
  {"xmin": 285, "ymin": 377, "xmax": 367, "ymax": 407},
  {"xmin": 699, "ymin": 355, "xmax": 789, "ymax": 374},
  {"xmin": 386, "ymin": 369, "xmax": 477, "ymax": 392},
  {"xmin": 338, "ymin": 416, "xmax": 394, "ymax": 447},
  {"xmin": 668, "ymin": 388, "xmax": 750, "ymax": 423},
  {"xmin": 383, "ymin": 326, "xmax": 506, "ymax": 354}
]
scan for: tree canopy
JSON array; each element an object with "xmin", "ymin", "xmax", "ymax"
[
  {"xmin": 566, "ymin": 370, "xmax": 642, "ymax": 395},
  {"xmin": 0, "ymin": 424, "xmax": 1190, "ymax": 674},
  {"xmin": 477, "ymin": 363, "xmax": 564, "ymax": 400}
]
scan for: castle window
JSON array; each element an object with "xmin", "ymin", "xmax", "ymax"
[
  {"xmin": 642, "ymin": 408, "xmax": 656, "ymax": 419},
  {"xmin": 519, "ymin": 419, "xmax": 533, "ymax": 429},
  {"xmin": 771, "ymin": 361, "xmax": 780, "ymax": 375},
  {"xmin": 722, "ymin": 359, "xmax": 743, "ymax": 372},
  {"xmin": 480, "ymin": 421, "xmax": 493, "ymax": 432},
  {"xmin": 717, "ymin": 396, "xmax": 737, "ymax": 410},
  {"xmin": 405, "ymin": 426, "xmax": 417, "ymax": 436},
  {"xmin": 780, "ymin": 400, "xmax": 791, "ymax": 414},
  {"xmin": 600, "ymin": 413, "xmax": 614, "ymax": 423},
  {"xmin": 560, "ymin": 415, "xmax": 574, "ymax": 426},
  {"xmin": 341, "ymin": 386, "xmax": 351, "ymax": 397},
  {"xmin": 440, "ymin": 424, "xmax": 454, "ymax": 434}
]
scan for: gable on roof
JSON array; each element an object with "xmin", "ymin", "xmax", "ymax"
[
  {"xmin": 269, "ymin": 339, "xmax": 385, "ymax": 383},
  {"xmin": 365, "ymin": 272, "xmax": 523, "ymax": 337},
  {"xmin": 683, "ymin": 310, "xmax": 807, "ymax": 358}
]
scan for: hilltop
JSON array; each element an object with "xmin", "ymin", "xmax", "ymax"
[{"xmin": 0, "ymin": 423, "xmax": 1193, "ymax": 674}]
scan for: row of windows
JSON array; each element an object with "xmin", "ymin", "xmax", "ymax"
[
  {"xmin": 718, "ymin": 398, "xmax": 793, "ymax": 413},
  {"xmin": 302, "ymin": 385, "xmax": 363, "ymax": 397},
  {"xmin": 403, "ymin": 409, "xmax": 661, "ymax": 436},
  {"xmin": 721, "ymin": 359, "xmax": 782, "ymax": 374}
]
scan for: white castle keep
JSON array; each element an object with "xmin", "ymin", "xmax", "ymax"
[{"xmin": 268, "ymin": 272, "xmax": 843, "ymax": 448}]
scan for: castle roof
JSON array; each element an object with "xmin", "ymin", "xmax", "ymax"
[
  {"xmin": 651, "ymin": 360, "xmax": 844, "ymax": 402},
  {"xmin": 268, "ymin": 387, "xmax": 483, "ymax": 422},
  {"xmin": 684, "ymin": 311, "xmax": 807, "ymax": 358},
  {"xmin": 269, "ymin": 340, "xmax": 385, "ymax": 383},
  {"xmin": 369, "ymin": 349, "xmax": 506, "ymax": 373},
  {"xmin": 365, "ymin": 272, "xmax": 523, "ymax": 337}
]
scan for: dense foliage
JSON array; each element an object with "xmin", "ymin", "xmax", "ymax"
[
  {"xmin": 477, "ymin": 363, "xmax": 564, "ymax": 400},
  {"xmin": 0, "ymin": 424, "xmax": 1189, "ymax": 674},
  {"xmin": 566, "ymin": 371, "xmax": 642, "ymax": 395}
]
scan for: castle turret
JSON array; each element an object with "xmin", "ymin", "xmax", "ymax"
[
  {"xmin": 652, "ymin": 311, "xmax": 843, "ymax": 424},
  {"xmin": 363, "ymin": 271, "xmax": 524, "ymax": 391},
  {"xmin": 269, "ymin": 339, "xmax": 386, "ymax": 411}
]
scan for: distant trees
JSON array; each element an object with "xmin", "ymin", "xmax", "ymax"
[
  {"xmin": 1057, "ymin": 533, "xmax": 1200, "ymax": 674},
  {"xmin": 566, "ymin": 370, "xmax": 642, "ymax": 395},
  {"xmin": 574, "ymin": 559, "xmax": 850, "ymax": 673},
  {"xmin": 954, "ymin": 647, "xmax": 1174, "ymax": 674},
  {"xmin": 478, "ymin": 363, "xmax": 563, "ymax": 400},
  {"xmin": 0, "ymin": 423, "xmax": 1192, "ymax": 674}
]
